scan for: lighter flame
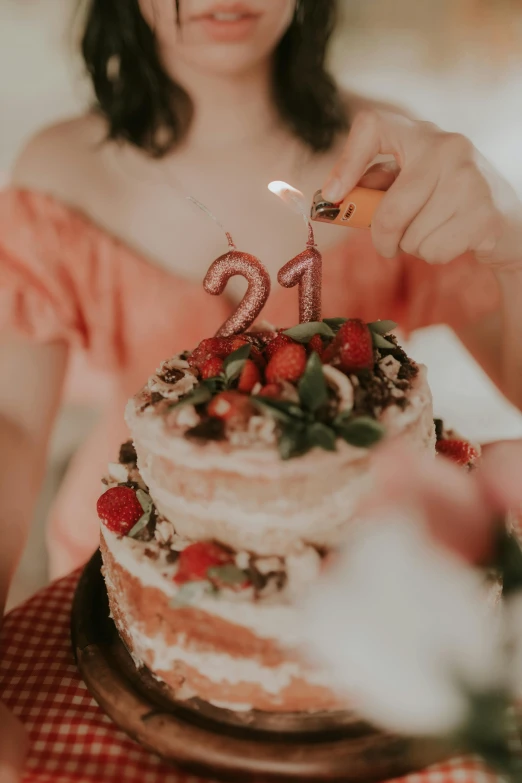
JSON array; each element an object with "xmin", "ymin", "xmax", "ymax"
[
  {"xmin": 268, "ymin": 181, "xmax": 315, "ymax": 246},
  {"xmin": 268, "ymin": 181, "xmax": 309, "ymax": 220}
]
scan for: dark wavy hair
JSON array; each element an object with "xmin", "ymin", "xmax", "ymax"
[{"xmin": 81, "ymin": 0, "xmax": 347, "ymax": 157}]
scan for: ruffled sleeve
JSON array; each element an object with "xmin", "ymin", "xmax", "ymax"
[{"xmin": 0, "ymin": 188, "xmax": 122, "ymax": 369}]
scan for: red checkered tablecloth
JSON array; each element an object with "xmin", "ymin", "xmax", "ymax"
[{"xmin": 0, "ymin": 570, "xmax": 503, "ymax": 783}]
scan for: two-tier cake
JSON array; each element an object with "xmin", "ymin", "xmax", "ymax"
[{"xmin": 98, "ymin": 318, "xmax": 437, "ymax": 713}]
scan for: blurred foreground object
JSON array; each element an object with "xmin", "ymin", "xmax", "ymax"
[{"xmin": 301, "ymin": 441, "xmax": 522, "ymax": 777}]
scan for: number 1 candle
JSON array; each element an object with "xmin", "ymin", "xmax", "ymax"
[{"xmin": 268, "ymin": 182, "xmax": 322, "ymax": 323}]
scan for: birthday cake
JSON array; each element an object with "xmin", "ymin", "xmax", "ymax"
[{"xmin": 98, "ymin": 317, "xmax": 438, "ymax": 713}]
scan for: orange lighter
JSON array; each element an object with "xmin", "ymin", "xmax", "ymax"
[{"xmin": 310, "ymin": 187, "xmax": 385, "ymax": 230}]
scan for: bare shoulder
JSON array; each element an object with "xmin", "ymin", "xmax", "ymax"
[{"xmin": 12, "ymin": 113, "xmax": 109, "ymax": 204}]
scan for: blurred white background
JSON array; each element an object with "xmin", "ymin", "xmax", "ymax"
[{"xmin": 2, "ymin": 0, "xmax": 522, "ymax": 607}]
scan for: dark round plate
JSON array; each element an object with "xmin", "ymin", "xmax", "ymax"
[{"xmin": 71, "ymin": 550, "xmax": 454, "ymax": 782}]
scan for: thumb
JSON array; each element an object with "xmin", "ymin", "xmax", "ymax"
[
  {"xmin": 0, "ymin": 703, "xmax": 27, "ymax": 783},
  {"xmin": 358, "ymin": 161, "xmax": 400, "ymax": 192}
]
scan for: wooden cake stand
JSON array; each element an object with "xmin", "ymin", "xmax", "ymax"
[{"xmin": 71, "ymin": 551, "xmax": 454, "ymax": 782}]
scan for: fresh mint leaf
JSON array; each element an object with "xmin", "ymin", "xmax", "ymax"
[
  {"xmin": 298, "ymin": 352, "xmax": 329, "ymax": 413},
  {"xmin": 336, "ymin": 416, "xmax": 385, "ymax": 448},
  {"xmin": 170, "ymin": 385, "xmax": 212, "ymax": 409},
  {"xmin": 128, "ymin": 507, "xmax": 153, "ymax": 538},
  {"xmin": 368, "ymin": 320, "xmax": 397, "ymax": 335},
  {"xmin": 224, "ymin": 344, "xmax": 251, "ymax": 383},
  {"xmin": 371, "ymin": 333, "xmax": 396, "ymax": 350},
  {"xmin": 283, "ymin": 322, "xmax": 335, "ymax": 343},
  {"xmin": 307, "ymin": 422, "xmax": 337, "ymax": 452},
  {"xmin": 136, "ymin": 489, "xmax": 152, "ymax": 513},
  {"xmin": 208, "ymin": 564, "xmax": 249, "ymax": 585},
  {"xmin": 253, "ymin": 397, "xmax": 306, "ymax": 422},
  {"xmin": 171, "ymin": 581, "xmax": 216, "ymax": 607},
  {"xmin": 322, "ymin": 317, "xmax": 347, "ymax": 331},
  {"xmin": 278, "ymin": 423, "xmax": 310, "ymax": 460}
]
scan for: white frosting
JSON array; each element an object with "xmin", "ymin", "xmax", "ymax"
[
  {"xmin": 102, "ymin": 526, "xmax": 302, "ymax": 646},
  {"xmin": 126, "ymin": 366, "xmax": 434, "ymax": 479},
  {"xmin": 128, "ymin": 627, "xmax": 334, "ymax": 695}
]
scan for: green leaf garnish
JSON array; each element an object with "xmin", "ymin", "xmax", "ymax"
[
  {"xmin": 336, "ymin": 416, "xmax": 385, "ymax": 448},
  {"xmin": 223, "ymin": 344, "xmax": 251, "ymax": 384},
  {"xmin": 129, "ymin": 502, "xmax": 153, "ymax": 540},
  {"xmin": 307, "ymin": 422, "xmax": 337, "ymax": 452},
  {"xmin": 207, "ymin": 564, "xmax": 249, "ymax": 586},
  {"xmin": 278, "ymin": 423, "xmax": 310, "ymax": 460},
  {"xmin": 368, "ymin": 320, "xmax": 398, "ymax": 335},
  {"xmin": 322, "ymin": 317, "xmax": 347, "ymax": 331},
  {"xmin": 136, "ymin": 489, "xmax": 152, "ymax": 513},
  {"xmin": 298, "ymin": 352, "xmax": 329, "ymax": 413},
  {"xmin": 171, "ymin": 581, "xmax": 216, "ymax": 607},
  {"xmin": 283, "ymin": 322, "xmax": 335, "ymax": 343},
  {"xmin": 170, "ymin": 385, "xmax": 212, "ymax": 409},
  {"xmin": 253, "ymin": 397, "xmax": 306, "ymax": 422},
  {"xmin": 372, "ymin": 333, "xmax": 396, "ymax": 350}
]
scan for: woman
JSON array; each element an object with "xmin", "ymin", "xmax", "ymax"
[{"xmin": 0, "ymin": 0, "xmax": 521, "ymax": 593}]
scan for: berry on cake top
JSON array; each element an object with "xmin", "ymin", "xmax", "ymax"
[{"xmin": 132, "ymin": 317, "xmax": 419, "ymax": 460}]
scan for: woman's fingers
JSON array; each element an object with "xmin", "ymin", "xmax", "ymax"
[
  {"xmin": 323, "ymin": 110, "xmax": 419, "ymax": 203},
  {"xmin": 357, "ymin": 161, "xmax": 400, "ymax": 192}
]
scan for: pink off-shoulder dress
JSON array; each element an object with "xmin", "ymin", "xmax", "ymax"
[{"xmin": 0, "ymin": 188, "xmax": 500, "ymax": 577}]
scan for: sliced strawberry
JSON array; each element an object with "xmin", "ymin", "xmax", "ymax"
[
  {"xmin": 266, "ymin": 343, "xmax": 307, "ymax": 385},
  {"xmin": 237, "ymin": 359, "xmax": 261, "ymax": 393},
  {"xmin": 200, "ymin": 357, "xmax": 224, "ymax": 379},
  {"xmin": 265, "ymin": 334, "xmax": 294, "ymax": 361},
  {"xmin": 308, "ymin": 334, "xmax": 324, "ymax": 357},
  {"xmin": 208, "ymin": 391, "xmax": 254, "ymax": 423},
  {"xmin": 258, "ymin": 383, "xmax": 282, "ymax": 398},
  {"xmin": 97, "ymin": 487, "xmax": 144, "ymax": 536},
  {"xmin": 189, "ymin": 337, "xmax": 232, "ymax": 369},
  {"xmin": 174, "ymin": 541, "xmax": 233, "ymax": 585},
  {"xmin": 436, "ymin": 439, "xmax": 480, "ymax": 467},
  {"xmin": 335, "ymin": 319, "xmax": 374, "ymax": 373}
]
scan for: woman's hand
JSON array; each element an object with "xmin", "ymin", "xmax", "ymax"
[
  {"xmin": 0, "ymin": 702, "xmax": 27, "ymax": 783},
  {"xmin": 323, "ymin": 110, "xmax": 522, "ymax": 269}
]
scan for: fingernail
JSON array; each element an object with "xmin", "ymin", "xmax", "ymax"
[{"xmin": 322, "ymin": 179, "xmax": 344, "ymax": 203}]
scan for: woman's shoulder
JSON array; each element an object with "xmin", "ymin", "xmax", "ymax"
[{"xmin": 11, "ymin": 113, "xmax": 109, "ymax": 206}]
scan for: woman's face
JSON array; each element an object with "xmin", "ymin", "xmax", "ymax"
[{"xmin": 139, "ymin": 0, "xmax": 296, "ymax": 76}]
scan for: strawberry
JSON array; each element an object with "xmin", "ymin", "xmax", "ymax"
[
  {"xmin": 436, "ymin": 439, "xmax": 480, "ymax": 467},
  {"xmin": 335, "ymin": 319, "xmax": 374, "ymax": 373},
  {"xmin": 174, "ymin": 541, "xmax": 233, "ymax": 585},
  {"xmin": 229, "ymin": 336, "xmax": 265, "ymax": 370},
  {"xmin": 189, "ymin": 337, "xmax": 232, "ymax": 369},
  {"xmin": 266, "ymin": 343, "xmax": 307, "ymax": 384},
  {"xmin": 200, "ymin": 357, "xmax": 224, "ymax": 379},
  {"xmin": 308, "ymin": 334, "xmax": 324, "ymax": 357},
  {"xmin": 208, "ymin": 391, "xmax": 254, "ymax": 423},
  {"xmin": 237, "ymin": 359, "xmax": 261, "ymax": 393},
  {"xmin": 97, "ymin": 486, "xmax": 144, "ymax": 535},
  {"xmin": 265, "ymin": 334, "xmax": 294, "ymax": 361},
  {"xmin": 258, "ymin": 383, "xmax": 282, "ymax": 398}
]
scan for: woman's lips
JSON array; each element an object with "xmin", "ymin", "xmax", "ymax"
[{"xmin": 192, "ymin": 10, "xmax": 261, "ymax": 42}]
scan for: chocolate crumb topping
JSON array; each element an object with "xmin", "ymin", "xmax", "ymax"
[
  {"xmin": 162, "ymin": 368, "xmax": 185, "ymax": 385},
  {"xmin": 185, "ymin": 418, "xmax": 226, "ymax": 443},
  {"xmin": 150, "ymin": 391, "xmax": 165, "ymax": 405},
  {"xmin": 118, "ymin": 481, "xmax": 140, "ymax": 490},
  {"xmin": 434, "ymin": 418, "xmax": 444, "ymax": 441},
  {"xmin": 119, "ymin": 441, "xmax": 137, "ymax": 465},
  {"xmin": 166, "ymin": 550, "xmax": 180, "ymax": 564}
]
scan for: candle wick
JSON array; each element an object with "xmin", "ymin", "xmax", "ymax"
[
  {"xmin": 187, "ymin": 196, "xmax": 237, "ymax": 250},
  {"xmin": 306, "ymin": 221, "xmax": 316, "ymax": 248}
]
